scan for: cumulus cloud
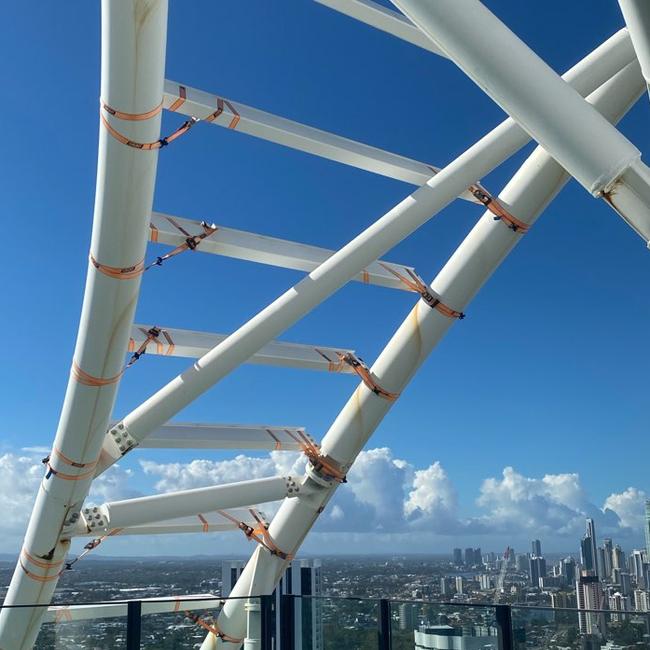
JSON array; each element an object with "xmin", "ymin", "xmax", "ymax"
[
  {"xmin": 0, "ymin": 454, "xmax": 42, "ymax": 542},
  {"xmin": 603, "ymin": 487, "xmax": 647, "ymax": 530},
  {"xmin": 477, "ymin": 467, "xmax": 646, "ymax": 540}
]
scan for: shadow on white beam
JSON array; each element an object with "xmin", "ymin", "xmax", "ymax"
[
  {"xmin": 314, "ymin": 0, "xmax": 445, "ymax": 56},
  {"xmin": 73, "ymin": 508, "xmax": 260, "ymax": 537},
  {"xmin": 162, "ymin": 80, "xmax": 478, "ymax": 203},
  {"xmin": 45, "ymin": 595, "xmax": 220, "ymax": 624},
  {"xmin": 139, "ymin": 423, "xmax": 312, "ymax": 451},
  {"xmin": 129, "ymin": 325, "xmax": 356, "ymax": 374},
  {"xmin": 149, "ymin": 211, "xmax": 415, "ymax": 291}
]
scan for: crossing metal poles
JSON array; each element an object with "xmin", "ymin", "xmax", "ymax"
[
  {"xmin": 390, "ymin": 0, "xmax": 650, "ymax": 243},
  {"xmin": 200, "ymin": 60, "xmax": 645, "ymax": 648},
  {"xmin": 102, "ymin": 29, "xmax": 634, "ymax": 473},
  {"xmin": 618, "ymin": 0, "xmax": 650, "ymax": 93},
  {"xmin": 0, "ymin": 2, "xmax": 168, "ymax": 648}
]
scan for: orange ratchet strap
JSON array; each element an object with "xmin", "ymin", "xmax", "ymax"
[
  {"xmin": 100, "ymin": 99, "xmax": 197, "ymax": 150},
  {"xmin": 42, "ymin": 447, "xmax": 98, "ymax": 482},
  {"xmin": 316, "ymin": 349, "xmax": 400, "ymax": 401},
  {"xmin": 127, "ymin": 326, "xmax": 162, "ymax": 367},
  {"xmin": 146, "ymin": 217, "xmax": 217, "ymax": 270},
  {"xmin": 470, "ymin": 184, "xmax": 530, "ymax": 233},
  {"xmin": 71, "ymin": 360, "xmax": 123, "ymax": 388},
  {"xmin": 219, "ymin": 509, "xmax": 294, "ymax": 561},
  {"xmin": 64, "ymin": 528, "xmax": 123, "ymax": 571},
  {"xmin": 283, "ymin": 429, "xmax": 347, "ymax": 483},
  {"xmin": 89, "ymin": 253, "xmax": 144, "ymax": 280},
  {"xmin": 184, "ymin": 611, "xmax": 243, "ymax": 644},
  {"xmin": 380, "ymin": 265, "xmax": 466, "ymax": 320},
  {"xmin": 19, "ymin": 548, "xmax": 64, "ymax": 583}
]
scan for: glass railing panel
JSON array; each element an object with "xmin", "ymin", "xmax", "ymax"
[
  {"xmin": 511, "ymin": 605, "xmax": 650, "ymax": 650},
  {"xmin": 309, "ymin": 595, "xmax": 378, "ymax": 649},
  {"xmin": 140, "ymin": 595, "xmax": 251, "ymax": 649},
  {"xmin": 390, "ymin": 599, "xmax": 501, "ymax": 650}
]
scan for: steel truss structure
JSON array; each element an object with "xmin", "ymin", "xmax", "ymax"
[{"xmin": 1, "ymin": 1, "xmax": 649, "ymax": 648}]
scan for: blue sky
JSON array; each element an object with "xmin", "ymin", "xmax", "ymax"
[{"xmin": 0, "ymin": 1, "xmax": 648, "ymax": 556}]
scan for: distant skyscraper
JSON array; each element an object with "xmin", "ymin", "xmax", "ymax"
[
  {"xmin": 222, "ymin": 559, "xmax": 323, "ymax": 650},
  {"xmin": 516, "ymin": 554, "xmax": 529, "ymax": 573},
  {"xmin": 613, "ymin": 544, "xmax": 626, "ymax": 572},
  {"xmin": 581, "ymin": 518, "xmax": 599, "ymax": 577},
  {"xmin": 464, "ymin": 548, "xmax": 474, "ymax": 566},
  {"xmin": 453, "ymin": 548, "xmax": 463, "ymax": 565},
  {"xmin": 455, "ymin": 576, "xmax": 464, "ymax": 594},
  {"xmin": 609, "ymin": 592, "xmax": 630, "ymax": 622},
  {"xmin": 634, "ymin": 589, "xmax": 650, "ymax": 612},
  {"xmin": 576, "ymin": 573, "xmax": 605, "ymax": 636},
  {"xmin": 474, "ymin": 548, "xmax": 482, "ymax": 566},
  {"xmin": 603, "ymin": 539, "xmax": 613, "ymax": 579},
  {"xmin": 440, "ymin": 577, "xmax": 449, "ymax": 596},
  {"xmin": 645, "ymin": 499, "xmax": 650, "ymax": 561},
  {"xmin": 629, "ymin": 550, "xmax": 646, "ymax": 588},
  {"xmin": 532, "ymin": 540, "xmax": 542, "ymax": 557},
  {"xmin": 529, "ymin": 556, "xmax": 547, "ymax": 588},
  {"xmin": 560, "ymin": 557, "xmax": 576, "ymax": 584}
]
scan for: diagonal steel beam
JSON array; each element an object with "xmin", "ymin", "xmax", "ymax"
[{"xmin": 391, "ymin": 0, "xmax": 650, "ymax": 242}]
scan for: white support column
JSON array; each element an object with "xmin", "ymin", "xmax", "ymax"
[
  {"xmin": 162, "ymin": 80, "xmax": 477, "ymax": 201},
  {"xmin": 618, "ymin": 0, "xmax": 650, "ymax": 91},
  {"xmin": 137, "ymin": 423, "xmax": 309, "ymax": 451},
  {"xmin": 128, "ymin": 324, "xmax": 357, "ymax": 372},
  {"xmin": 203, "ymin": 60, "xmax": 645, "ymax": 649},
  {"xmin": 390, "ymin": 0, "xmax": 650, "ymax": 242},
  {"xmin": 0, "ymin": 3, "xmax": 168, "ymax": 648},
  {"xmin": 106, "ymin": 34, "xmax": 633, "ymax": 475},
  {"xmin": 73, "ymin": 476, "xmax": 295, "ymax": 533},
  {"xmin": 148, "ymin": 211, "xmax": 416, "ymax": 290}
]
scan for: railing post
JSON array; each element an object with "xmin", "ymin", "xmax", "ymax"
[
  {"xmin": 280, "ymin": 594, "xmax": 295, "ymax": 650},
  {"xmin": 495, "ymin": 604, "xmax": 514, "ymax": 650},
  {"xmin": 126, "ymin": 600, "xmax": 141, "ymax": 650},
  {"xmin": 378, "ymin": 598, "xmax": 392, "ymax": 650},
  {"xmin": 260, "ymin": 594, "xmax": 274, "ymax": 650}
]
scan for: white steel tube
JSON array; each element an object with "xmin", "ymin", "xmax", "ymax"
[
  {"xmin": 204, "ymin": 61, "xmax": 645, "ymax": 648},
  {"xmin": 77, "ymin": 476, "xmax": 294, "ymax": 532},
  {"xmin": 0, "ymin": 3, "xmax": 168, "ymax": 649},
  {"xmin": 109, "ymin": 34, "xmax": 631, "ymax": 466},
  {"xmin": 314, "ymin": 0, "xmax": 445, "ymax": 55},
  {"xmin": 44, "ymin": 595, "xmax": 219, "ymax": 624},
  {"xmin": 619, "ymin": 0, "xmax": 650, "ymax": 90},
  {"xmin": 137, "ymin": 423, "xmax": 309, "ymax": 451},
  {"xmin": 390, "ymin": 0, "xmax": 650, "ymax": 241},
  {"xmin": 149, "ymin": 211, "xmax": 416, "ymax": 290}
]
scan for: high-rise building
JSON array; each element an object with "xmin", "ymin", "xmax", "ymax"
[
  {"xmin": 515, "ymin": 554, "xmax": 529, "ymax": 573},
  {"xmin": 474, "ymin": 548, "xmax": 482, "ymax": 567},
  {"xmin": 645, "ymin": 499, "xmax": 650, "ymax": 561},
  {"xmin": 634, "ymin": 589, "xmax": 650, "ymax": 612},
  {"xmin": 529, "ymin": 556, "xmax": 547, "ymax": 588},
  {"xmin": 629, "ymin": 550, "xmax": 647, "ymax": 588},
  {"xmin": 222, "ymin": 559, "xmax": 323, "ymax": 650},
  {"xmin": 560, "ymin": 557, "xmax": 576, "ymax": 584},
  {"xmin": 453, "ymin": 548, "xmax": 463, "ymax": 565},
  {"xmin": 440, "ymin": 577, "xmax": 449, "ymax": 597},
  {"xmin": 455, "ymin": 576, "xmax": 464, "ymax": 594},
  {"xmin": 464, "ymin": 548, "xmax": 474, "ymax": 566},
  {"xmin": 479, "ymin": 574, "xmax": 492, "ymax": 590},
  {"xmin": 603, "ymin": 539, "xmax": 613, "ymax": 580},
  {"xmin": 398, "ymin": 603, "xmax": 417, "ymax": 631},
  {"xmin": 612, "ymin": 544, "xmax": 626, "ymax": 572},
  {"xmin": 531, "ymin": 540, "xmax": 542, "ymax": 557},
  {"xmin": 576, "ymin": 573, "xmax": 605, "ymax": 636},
  {"xmin": 581, "ymin": 518, "xmax": 598, "ymax": 576},
  {"xmin": 609, "ymin": 592, "xmax": 630, "ymax": 622}
]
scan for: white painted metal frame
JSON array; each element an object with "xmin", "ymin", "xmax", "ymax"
[
  {"xmin": 3, "ymin": 2, "xmax": 649, "ymax": 648},
  {"xmin": 148, "ymin": 211, "xmax": 416, "ymax": 290},
  {"xmin": 619, "ymin": 0, "xmax": 650, "ymax": 91},
  {"xmin": 128, "ymin": 324, "xmax": 357, "ymax": 372}
]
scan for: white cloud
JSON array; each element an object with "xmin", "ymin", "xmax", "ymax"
[
  {"xmin": 0, "ymin": 454, "xmax": 42, "ymax": 543},
  {"xmin": 604, "ymin": 487, "xmax": 647, "ymax": 530}
]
